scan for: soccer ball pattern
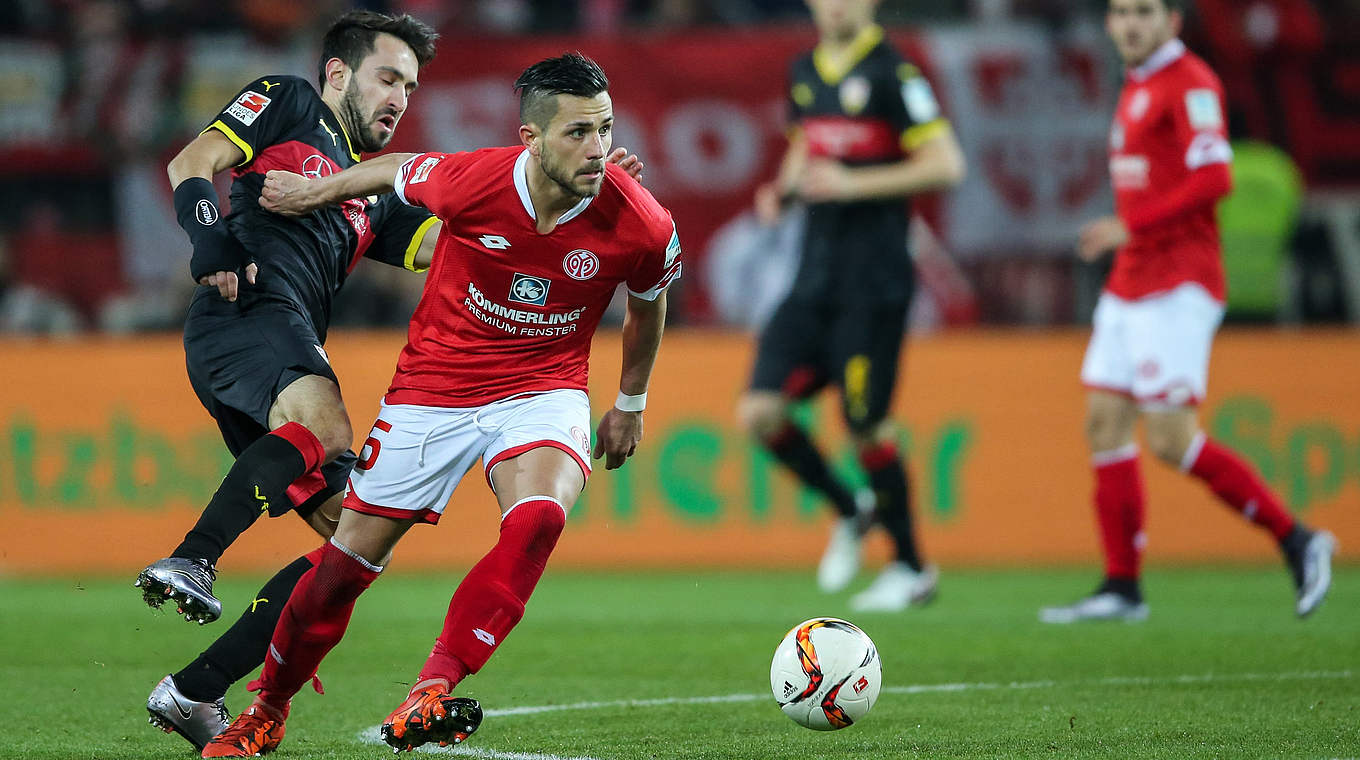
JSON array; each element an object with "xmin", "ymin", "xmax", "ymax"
[{"xmin": 769, "ymin": 617, "xmax": 881, "ymax": 730}]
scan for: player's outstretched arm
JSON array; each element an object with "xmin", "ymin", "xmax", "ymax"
[
  {"xmin": 260, "ymin": 152, "xmax": 417, "ymax": 216},
  {"xmin": 593, "ymin": 291, "xmax": 667, "ymax": 471}
]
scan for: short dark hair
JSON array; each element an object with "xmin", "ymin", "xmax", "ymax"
[
  {"xmin": 513, "ymin": 52, "xmax": 610, "ymax": 128},
  {"xmin": 1110, "ymin": 0, "xmax": 1184, "ymax": 10},
  {"xmin": 317, "ymin": 10, "xmax": 438, "ymax": 88}
]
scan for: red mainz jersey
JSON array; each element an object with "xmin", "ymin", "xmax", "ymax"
[
  {"xmin": 386, "ymin": 147, "xmax": 681, "ymax": 407},
  {"xmin": 1108, "ymin": 39, "xmax": 1232, "ymax": 301}
]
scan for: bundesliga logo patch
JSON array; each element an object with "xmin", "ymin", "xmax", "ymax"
[
  {"xmin": 508, "ymin": 273, "xmax": 550, "ymax": 306},
  {"xmin": 227, "ymin": 91, "xmax": 271, "ymax": 126}
]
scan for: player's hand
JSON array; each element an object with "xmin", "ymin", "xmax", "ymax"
[
  {"xmin": 754, "ymin": 182, "xmax": 784, "ymax": 225},
  {"xmin": 608, "ymin": 147, "xmax": 644, "ymax": 181},
  {"xmin": 593, "ymin": 407, "xmax": 643, "ymax": 471},
  {"xmin": 260, "ymin": 170, "xmax": 319, "ymax": 216},
  {"xmin": 199, "ymin": 262, "xmax": 258, "ymax": 302},
  {"xmin": 1077, "ymin": 216, "xmax": 1129, "ymax": 262},
  {"xmin": 797, "ymin": 159, "xmax": 853, "ymax": 202}
]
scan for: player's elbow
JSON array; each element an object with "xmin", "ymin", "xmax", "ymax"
[{"xmin": 940, "ymin": 148, "xmax": 967, "ymax": 188}]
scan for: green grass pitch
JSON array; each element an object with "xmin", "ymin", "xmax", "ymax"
[{"xmin": 2, "ymin": 566, "xmax": 1356, "ymax": 759}]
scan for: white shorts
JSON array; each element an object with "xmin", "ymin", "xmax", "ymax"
[
  {"xmin": 343, "ymin": 389, "xmax": 593, "ymax": 524},
  {"xmin": 1080, "ymin": 283, "xmax": 1225, "ymax": 409}
]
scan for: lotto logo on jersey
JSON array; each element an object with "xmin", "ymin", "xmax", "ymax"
[
  {"xmin": 226, "ymin": 91, "xmax": 271, "ymax": 126},
  {"xmin": 508, "ymin": 273, "xmax": 550, "ymax": 306}
]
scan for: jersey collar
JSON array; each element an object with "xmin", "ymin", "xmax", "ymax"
[
  {"xmin": 1128, "ymin": 38, "xmax": 1186, "ymax": 82},
  {"xmin": 513, "ymin": 149, "xmax": 594, "ymax": 227},
  {"xmin": 812, "ymin": 24, "xmax": 883, "ymax": 86}
]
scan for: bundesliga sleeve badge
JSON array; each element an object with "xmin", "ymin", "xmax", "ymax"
[{"xmin": 226, "ymin": 91, "xmax": 271, "ymax": 126}]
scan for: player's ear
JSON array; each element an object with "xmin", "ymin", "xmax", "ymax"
[
  {"xmin": 519, "ymin": 123, "xmax": 540, "ymax": 155},
  {"xmin": 323, "ymin": 57, "xmax": 351, "ymax": 94}
]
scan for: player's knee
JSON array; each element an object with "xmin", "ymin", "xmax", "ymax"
[
  {"xmin": 300, "ymin": 414, "xmax": 352, "ymax": 462},
  {"xmin": 1144, "ymin": 422, "xmax": 1191, "ymax": 466},
  {"xmin": 738, "ymin": 393, "xmax": 786, "ymax": 441}
]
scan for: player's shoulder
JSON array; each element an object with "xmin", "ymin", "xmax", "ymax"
[
  {"xmin": 240, "ymin": 74, "xmax": 315, "ymax": 100},
  {"xmin": 1168, "ymin": 50, "xmax": 1224, "ymax": 92},
  {"xmin": 601, "ymin": 165, "xmax": 673, "ymax": 239}
]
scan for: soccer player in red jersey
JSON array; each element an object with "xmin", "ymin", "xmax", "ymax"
[
  {"xmin": 203, "ymin": 53, "xmax": 680, "ymax": 756},
  {"xmin": 1040, "ymin": 0, "xmax": 1335, "ymax": 624}
]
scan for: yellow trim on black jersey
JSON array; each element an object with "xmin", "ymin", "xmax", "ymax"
[
  {"xmin": 812, "ymin": 24, "xmax": 884, "ymax": 86},
  {"xmin": 902, "ymin": 118, "xmax": 951, "ymax": 152},
  {"xmin": 403, "ymin": 215, "xmax": 440, "ymax": 272},
  {"xmin": 203, "ymin": 120, "xmax": 254, "ymax": 166},
  {"xmin": 333, "ymin": 115, "xmax": 361, "ymax": 163}
]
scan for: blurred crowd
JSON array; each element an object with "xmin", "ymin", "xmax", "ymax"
[{"xmin": 0, "ymin": 0, "xmax": 1357, "ymax": 334}]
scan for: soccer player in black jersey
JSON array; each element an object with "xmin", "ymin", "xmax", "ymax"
[
  {"xmin": 136, "ymin": 11, "xmax": 442, "ymax": 750},
  {"xmin": 740, "ymin": 0, "xmax": 966, "ymax": 612}
]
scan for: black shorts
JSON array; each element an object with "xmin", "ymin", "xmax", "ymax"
[
  {"xmin": 750, "ymin": 295, "xmax": 910, "ymax": 434},
  {"xmin": 183, "ymin": 292, "xmax": 353, "ymax": 517}
]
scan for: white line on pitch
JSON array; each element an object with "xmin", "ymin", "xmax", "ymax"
[
  {"xmin": 355, "ymin": 670, "xmax": 1352, "ymax": 757},
  {"xmin": 483, "ymin": 668, "xmax": 1354, "ymax": 717},
  {"xmin": 356, "ymin": 726, "xmax": 603, "ymax": 760}
]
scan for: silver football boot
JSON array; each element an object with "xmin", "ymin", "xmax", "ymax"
[
  {"xmin": 134, "ymin": 557, "xmax": 222, "ymax": 624},
  {"xmin": 146, "ymin": 674, "xmax": 231, "ymax": 750}
]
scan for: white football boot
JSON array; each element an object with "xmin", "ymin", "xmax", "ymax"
[
  {"xmin": 816, "ymin": 491, "xmax": 876, "ymax": 593},
  {"xmin": 849, "ymin": 562, "xmax": 939, "ymax": 612},
  {"xmin": 1039, "ymin": 591, "xmax": 1149, "ymax": 624}
]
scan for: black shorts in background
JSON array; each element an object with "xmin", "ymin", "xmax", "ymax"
[{"xmin": 750, "ymin": 295, "xmax": 910, "ymax": 434}]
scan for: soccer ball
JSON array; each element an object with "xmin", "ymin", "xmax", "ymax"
[{"xmin": 769, "ymin": 617, "xmax": 881, "ymax": 730}]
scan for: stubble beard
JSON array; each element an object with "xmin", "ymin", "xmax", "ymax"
[{"xmin": 341, "ymin": 80, "xmax": 391, "ymax": 153}]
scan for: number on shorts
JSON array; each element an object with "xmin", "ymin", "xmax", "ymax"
[{"xmin": 357, "ymin": 419, "xmax": 392, "ymax": 471}]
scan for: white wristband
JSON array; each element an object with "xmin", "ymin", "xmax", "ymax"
[{"xmin": 614, "ymin": 391, "xmax": 647, "ymax": 412}]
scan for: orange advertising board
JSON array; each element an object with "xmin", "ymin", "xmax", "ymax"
[{"xmin": 1, "ymin": 329, "xmax": 1356, "ymax": 575}]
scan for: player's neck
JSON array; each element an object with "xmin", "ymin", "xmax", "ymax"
[{"xmin": 524, "ymin": 161, "xmax": 584, "ymax": 233}]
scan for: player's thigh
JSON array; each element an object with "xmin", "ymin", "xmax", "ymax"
[
  {"xmin": 831, "ymin": 300, "xmax": 909, "ymax": 435},
  {"xmin": 269, "ymin": 374, "xmax": 352, "ymax": 456},
  {"xmin": 344, "ymin": 402, "xmax": 487, "ymax": 526},
  {"xmin": 1141, "ymin": 406, "xmax": 1201, "ymax": 465},
  {"xmin": 1125, "ymin": 284, "xmax": 1224, "ymax": 407},
  {"xmin": 749, "ymin": 296, "xmax": 833, "ymax": 401},
  {"xmin": 487, "ymin": 447, "xmax": 585, "ymax": 515},
  {"xmin": 331, "ymin": 506, "xmax": 419, "ymax": 567},
  {"xmin": 1085, "ymin": 389, "xmax": 1139, "ymax": 452},
  {"xmin": 1080, "ymin": 292, "xmax": 1135, "ymax": 396},
  {"xmin": 483, "ymin": 389, "xmax": 593, "ymax": 510}
]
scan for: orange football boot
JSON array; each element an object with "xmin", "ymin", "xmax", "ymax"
[
  {"xmin": 200, "ymin": 698, "xmax": 287, "ymax": 757},
  {"xmin": 380, "ymin": 680, "xmax": 482, "ymax": 752}
]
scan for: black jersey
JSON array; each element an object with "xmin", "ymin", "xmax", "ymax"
[
  {"xmin": 200, "ymin": 75, "xmax": 437, "ymax": 340},
  {"xmin": 786, "ymin": 25, "xmax": 950, "ymax": 303}
]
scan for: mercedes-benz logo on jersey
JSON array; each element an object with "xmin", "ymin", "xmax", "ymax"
[
  {"xmin": 302, "ymin": 154, "xmax": 334, "ymax": 179},
  {"xmin": 562, "ymin": 249, "xmax": 599, "ymax": 281},
  {"xmin": 508, "ymin": 273, "xmax": 550, "ymax": 306}
]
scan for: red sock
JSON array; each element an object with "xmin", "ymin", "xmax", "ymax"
[
  {"xmin": 1185, "ymin": 434, "xmax": 1295, "ymax": 540},
  {"xmin": 418, "ymin": 498, "xmax": 566, "ymax": 687},
  {"xmin": 1092, "ymin": 444, "xmax": 1145, "ymax": 580},
  {"xmin": 251, "ymin": 539, "xmax": 381, "ymax": 710}
]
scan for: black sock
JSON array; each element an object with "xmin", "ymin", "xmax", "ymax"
[
  {"xmin": 862, "ymin": 446, "xmax": 922, "ymax": 571},
  {"xmin": 174, "ymin": 553, "xmax": 317, "ymax": 702},
  {"xmin": 766, "ymin": 424, "xmax": 858, "ymax": 518},
  {"xmin": 1098, "ymin": 576, "xmax": 1143, "ymax": 603},
  {"xmin": 172, "ymin": 430, "xmax": 314, "ymax": 564}
]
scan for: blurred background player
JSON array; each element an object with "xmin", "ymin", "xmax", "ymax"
[
  {"xmin": 1039, "ymin": 0, "xmax": 1336, "ymax": 624},
  {"xmin": 202, "ymin": 53, "xmax": 680, "ymax": 757},
  {"xmin": 135, "ymin": 11, "xmax": 442, "ymax": 750},
  {"xmin": 739, "ymin": 0, "xmax": 965, "ymax": 611}
]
